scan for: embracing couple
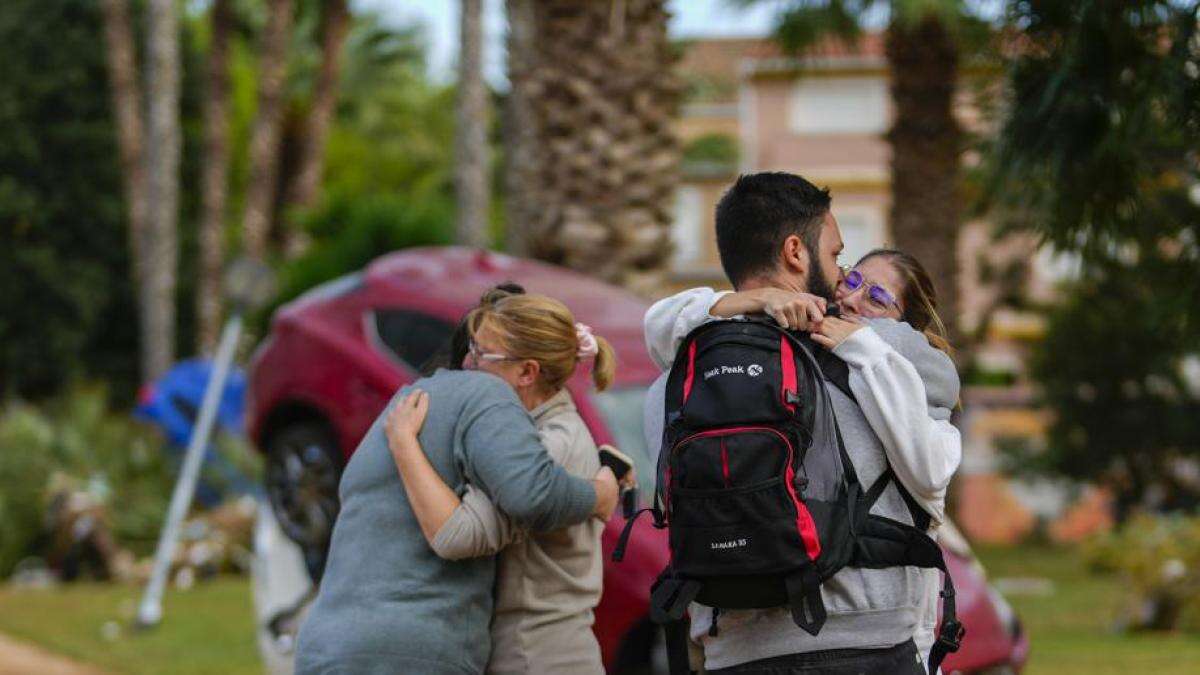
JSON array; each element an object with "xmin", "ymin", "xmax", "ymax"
[{"xmin": 642, "ymin": 171, "xmax": 962, "ymax": 674}]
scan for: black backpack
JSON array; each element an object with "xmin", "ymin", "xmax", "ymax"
[{"xmin": 613, "ymin": 319, "xmax": 964, "ymax": 674}]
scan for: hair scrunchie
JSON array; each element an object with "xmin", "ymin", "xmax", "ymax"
[{"xmin": 575, "ymin": 323, "xmax": 599, "ymax": 360}]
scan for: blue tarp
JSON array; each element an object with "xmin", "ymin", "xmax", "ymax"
[{"xmin": 135, "ymin": 359, "xmax": 256, "ymax": 505}]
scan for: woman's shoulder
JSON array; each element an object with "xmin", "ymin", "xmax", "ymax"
[
  {"xmin": 861, "ymin": 318, "xmax": 960, "ymax": 408},
  {"xmin": 538, "ymin": 406, "xmax": 588, "ymax": 439},
  {"xmin": 863, "ymin": 319, "xmax": 953, "ymax": 368},
  {"xmin": 535, "ymin": 394, "xmax": 599, "ymax": 474},
  {"xmin": 420, "ymin": 369, "xmax": 522, "ymax": 409}
]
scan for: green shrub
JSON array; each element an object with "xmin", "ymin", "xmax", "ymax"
[
  {"xmin": 1083, "ymin": 513, "xmax": 1200, "ymax": 631},
  {"xmin": 682, "ymin": 133, "xmax": 738, "ymax": 175},
  {"xmin": 0, "ymin": 385, "xmax": 172, "ymax": 576}
]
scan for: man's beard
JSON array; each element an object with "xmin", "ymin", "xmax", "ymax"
[{"xmin": 806, "ymin": 257, "xmax": 837, "ymax": 303}]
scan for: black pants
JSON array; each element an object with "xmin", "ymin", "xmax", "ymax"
[{"xmin": 707, "ymin": 639, "xmax": 925, "ymax": 675}]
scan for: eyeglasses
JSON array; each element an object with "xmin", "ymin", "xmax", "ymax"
[
  {"xmin": 838, "ymin": 266, "xmax": 899, "ymax": 310},
  {"xmin": 466, "ymin": 340, "xmax": 517, "ymax": 368}
]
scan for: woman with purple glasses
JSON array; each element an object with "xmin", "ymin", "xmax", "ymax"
[
  {"xmin": 823, "ymin": 248, "xmax": 952, "ymax": 355},
  {"xmin": 643, "ymin": 247, "xmax": 960, "ymax": 671}
]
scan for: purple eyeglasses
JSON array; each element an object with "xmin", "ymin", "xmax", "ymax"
[{"xmin": 839, "ymin": 268, "xmax": 899, "ymax": 310}]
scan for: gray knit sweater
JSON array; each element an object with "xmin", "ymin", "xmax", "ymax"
[{"xmin": 294, "ymin": 370, "xmax": 596, "ymax": 675}]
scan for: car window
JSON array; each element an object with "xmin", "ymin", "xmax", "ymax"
[{"xmin": 371, "ymin": 309, "xmax": 455, "ymax": 372}]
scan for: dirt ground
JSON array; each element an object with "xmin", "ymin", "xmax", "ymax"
[{"xmin": 0, "ymin": 632, "xmax": 106, "ymax": 675}]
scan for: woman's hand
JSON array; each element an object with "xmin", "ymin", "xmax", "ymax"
[
  {"xmin": 810, "ymin": 316, "xmax": 865, "ymax": 350},
  {"xmin": 591, "ymin": 467, "xmax": 620, "ymax": 521},
  {"xmin": 385, "ymin": 389, "xmax": 429, "ymax": 452}
]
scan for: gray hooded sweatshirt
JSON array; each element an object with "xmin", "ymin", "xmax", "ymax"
[{"xmin": 294, "ymin": 369, "xmax": 596, "ymax": 675}]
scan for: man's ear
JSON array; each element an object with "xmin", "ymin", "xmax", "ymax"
[{"xmin": 781, "ymin": 234, "xmax": 809, "ymax": 277}]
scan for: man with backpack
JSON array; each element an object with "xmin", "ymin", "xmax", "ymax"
[{"xmin": 633, "ymin": 172, "xmax": 962, "ymax": 674}]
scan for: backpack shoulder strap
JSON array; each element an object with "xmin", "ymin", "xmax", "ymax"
[
  {"xmin": 814, "ymin": 338, "xmax": 935, "ymax": 531},
  {"xmin": 813, "ymin": 342, "xmax": 854, "ymax": 402},
  {"xmin": 863, "ymin": 468, "xmax": 933, "ymax": 532},
  {"xmin": 650, "ymin": 570, "xmax": 702, "ymax": 675},
  {"xmin": 852, "ymin": 514, "xmax": 964, "ymax": 672}
]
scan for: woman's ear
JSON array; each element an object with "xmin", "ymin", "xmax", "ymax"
[{"xmin": 518, "ymin": 359, "xmax": 540, "ymax": 388}]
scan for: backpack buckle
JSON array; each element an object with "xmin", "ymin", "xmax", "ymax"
[{"xmin": 936, "ymin": 618, "xmax": 965, "ymax": 653}]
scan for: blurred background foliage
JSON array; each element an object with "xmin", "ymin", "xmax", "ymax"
[
  {"xmin": 0, "ymin": 0, "xmax": 135, "ymax": 400},
  {"xmin": 0, "ymin": 0, "xmax": 455, "ymax": 404},
  {"xmin": 0, "ymin": 0, "xmax": 448, "ymax": 581},
  {"xmin": 681, "ymin": 133, "xmax": 739, "ymax": 175},
  {"xmin": 1084, "ymin": 513, "xmax": 1200, "ymax": 632},
  {"xmin": 0, "ymin": 383, "xmax": 260, "ymax": 580},
  {"xmin": 0, "ymin": 385, "xmax": 169, "ymax": 578},
  {"xmin": 988, "ymin": 0, "xmax": 1200, "ymax": 517}
]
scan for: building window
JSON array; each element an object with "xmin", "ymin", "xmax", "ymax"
[
  {"xmin": 789, "ymin": 75, "xmax": 889, "ymax": 135},
  {"xmin": 672, "ymin": 185, "xmax": 705, "ymax": 266},
  {"xmin": 835, "ymin": 205, "xmax": 886, "ymax": 265},
  {"xmin": 369, "ymin": 309, "xmax": 455, "ymax": 373}
]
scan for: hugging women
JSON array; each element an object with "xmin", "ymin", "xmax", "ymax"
[{"xmin": 294, "ymin": 287, "xmax": 621, "ymax": 675}]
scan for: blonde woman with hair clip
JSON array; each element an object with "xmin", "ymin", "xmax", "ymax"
[{"xmin": 384, "ymin": 290, "xmax": 623, "ymax": 675}]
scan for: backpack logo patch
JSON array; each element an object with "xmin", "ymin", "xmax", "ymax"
[
  {"xmin": 711, "ymin": 537, "xmax": 749, "ymax": 550},
  {"xmin": 703, "ymin": 364, "xmax": 763, "ymax": 380}
]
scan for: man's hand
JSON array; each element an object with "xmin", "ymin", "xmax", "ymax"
[
  {"xmin": 591, "ymin": 466, "xmax": 620, "ymax": 520},
  {"xmin": 811, "ymin": 316, "xmax": 865, "ymax": 350},
  {"xmin": 712, "ymin": 288, "xmax": 827, "ymax": 331}
]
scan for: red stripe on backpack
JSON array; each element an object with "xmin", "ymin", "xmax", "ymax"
[
  {"xmin": 682, "ymin": 340, "xmax": 698, "ymax": 403},
  {"xmin": 779, "ymin": 335, "xmax": 797, "ymax": 412},
  {"xmin": 786, "ymin": 463, "xmax": 822, "ymax": 560}
]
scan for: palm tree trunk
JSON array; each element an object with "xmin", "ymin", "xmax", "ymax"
[
  {"xmin": 143, "ymin": 0, "xmax": 182, "ymax": 379},
  {"xmin": 197, "ymin": 0, "xmax": 233, "ymax": 355},
  {"xmin": 456, "ymin": 0, "xmax": 491, "ymax": 248},
  {"xmin": 504, "ymin": 0, "xmax": 536, "ymax": 256},
  {"xmin": 504, "ymin": 0, "xmax": 681, "ymax": 296},
  {"xmin": 241, "ymin": 0, "xmax": 295, "ymax": 261},
  {"xmin": 284, "ymin": 0, "xmax": 349, "ymax": 257},
  {"xmin": 885, "ymin": 16, "xmax": 963, "ymax": 347},
  {"xmin": 99, "ymin": 0, "xmax": 153, "ymax": 377}
]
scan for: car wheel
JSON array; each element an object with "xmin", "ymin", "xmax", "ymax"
[{"xmin": 264, "ymin": 422, "xmax": 342, "ymax": 581}]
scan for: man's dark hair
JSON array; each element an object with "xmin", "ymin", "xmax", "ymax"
[{"xmin": 714, "ymin": 172, "xmax": 831, "ymax": 288}]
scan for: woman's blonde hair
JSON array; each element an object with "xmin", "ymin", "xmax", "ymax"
[
  {"xmin": 466, "ymin": 293, "xmax": 616, "ymax": 392},
  {"xmin": 856, "ymin": 249, "xmax": 953, "ymax": 356}
]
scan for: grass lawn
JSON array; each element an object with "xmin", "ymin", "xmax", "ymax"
[
  {"xmin": 976, "ymin": 544, "xmax": 1200, "ymax": 675},
  {"xmin": 0, "ymin": 577, "xmax": 259, "ymax": 675},
  {"xmin": 2, "ymin": 547, "xmax": 1200, "ymax": 673}
]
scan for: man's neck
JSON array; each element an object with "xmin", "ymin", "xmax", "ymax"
[{"xmin": 738, "ymin": 273, "xmax": 807, "ymax": 295}]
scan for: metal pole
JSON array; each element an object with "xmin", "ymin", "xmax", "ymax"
[{"xmin": 136, "ymin": 313, "xmax": 243, "ymax": 627}]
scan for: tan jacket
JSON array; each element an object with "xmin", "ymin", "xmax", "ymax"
[{"xmin": 431, "ymin": 388, "xmax": 604, "ymax": 674}]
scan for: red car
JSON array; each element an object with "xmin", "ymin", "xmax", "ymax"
[{"xmin": 248, "ymin": 246, "xmax": 1027, "ymax": 674}]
